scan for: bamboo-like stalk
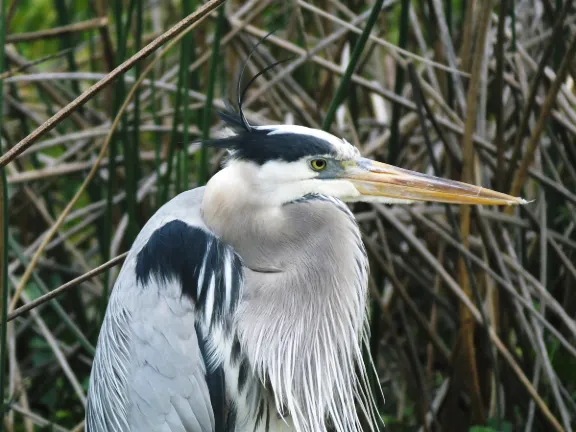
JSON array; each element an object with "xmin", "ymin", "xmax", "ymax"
[
  {"xmin": 0, "ymin": 0, "xmax": 9, "ymax": 419},
  {"xmin": 6, "ymin": 17, "xmax": 108, "ymax": 43},
  {"xmin": 200, "ymin": 6, "xmax": 225, "ymax": 186},
  {"xmin": 495, "ymin": 0, "xmax": 509, "ymax": 191},
  {"xmin": 101, "ymin": 0, "xmax": 129, "ymax": 318},
  {"xmin": 321, "ymin": 0, "xmax": 385, "ymax": 131},
  {"xmin": 458, "ymin": 0, "xmax": 475, "ymax": 73},
  {"xmin": 53, "ymin": 0, "xmax": 82, "ymax": 97},
  {"xmin": 457, "ymin": 0, "xmax": 494, "ymax": 424},
  {"xmin": 128, "ymin": 0, "xmax": 144, "ymax": 242},
  {"xmin": 162, "ymin": 27, "xmax": 190, "ymax": 201},
  {"xmin": 508, "ymin": 33, "xmax": 576, "ymax": 203},
  {"xmin": 408, "ymin": 60, "xmax": 503, "ymax": 426},
  {"xmin": 505, "ymin": 0, "xmax": 573, "ymax": 189},
  {"xmin": 387, "ymin": 0, "xmax": 410, "ymax": 164}
]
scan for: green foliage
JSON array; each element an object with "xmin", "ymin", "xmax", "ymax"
[{"xmin": 470, "ymin": 418, "xmax": 513, "ymax": 432}]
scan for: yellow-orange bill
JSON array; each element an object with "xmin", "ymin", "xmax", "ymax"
[{"xmin": 347, "ymin": 159, "xmax": 528, "ymax": 206}]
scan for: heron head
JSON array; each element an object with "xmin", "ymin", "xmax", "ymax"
[{"xmin": 207, "ymin": 109, "xmax": 527, "ymax": 208}]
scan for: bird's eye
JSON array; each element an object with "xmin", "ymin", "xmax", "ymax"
[{"xmin": 310, "ymin": 159, "xmax": 327, "ymax": 171}]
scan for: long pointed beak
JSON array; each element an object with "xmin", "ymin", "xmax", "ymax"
[{"xmin": 346, "ymin": 159, "xmax": 528, "ymax": 205}]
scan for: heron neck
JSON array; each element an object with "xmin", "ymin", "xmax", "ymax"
[{"xmin": 229, "ymin": 196, "xmax": 372, "ymax": 431}]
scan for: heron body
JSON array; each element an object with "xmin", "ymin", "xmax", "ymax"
[{"xmin": 86, "ymin": 110, "xmax": 525, "ymax": 432}]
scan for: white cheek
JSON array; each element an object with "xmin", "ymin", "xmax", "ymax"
[
  {"xmin": 256, "ymin": 179, "xmax": 360, "ymax": 207},
  {"xmin": 257, "ymin": 160, "xmax": 315, "ymax": 183}
]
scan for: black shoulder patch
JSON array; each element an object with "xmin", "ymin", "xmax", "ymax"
[{"xmin": 135, "ymin": 220, "xmax": 243, "ymax": 327}]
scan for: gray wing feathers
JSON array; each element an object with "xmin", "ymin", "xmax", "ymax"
[
  {"xmin": 87, "ymin": 188, "xmax": 242, "ymax": 431},
  {"xmin": 86, "ymin": 301, "xmax": 131, "ymax": 431},
  {"xmin": 128, "ymin": 291, "xmax": 214, "ymax": 432}
]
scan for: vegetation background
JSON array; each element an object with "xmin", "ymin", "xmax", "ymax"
[{"xmin": 0, "ymin": 0, "xmax": 575, "ymax": 430}]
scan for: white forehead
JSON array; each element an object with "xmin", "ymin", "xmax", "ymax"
[{"xmin": 255, "ymin": 124, "xmax": 360, "ymax": 159}]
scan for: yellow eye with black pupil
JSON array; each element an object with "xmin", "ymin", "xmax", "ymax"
[{"xmin": 310, "ymin": 159, "xmax": 327, "ymax": 171}]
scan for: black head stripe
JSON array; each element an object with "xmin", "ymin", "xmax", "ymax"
[{"xmin": 209, "ymin": 110, "xmax": 338, "ymax": 164}]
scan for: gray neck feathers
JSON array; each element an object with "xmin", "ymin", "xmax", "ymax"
[{"xmin": 203, "ymin": 194, "xmax": 379, "ymax": 432}]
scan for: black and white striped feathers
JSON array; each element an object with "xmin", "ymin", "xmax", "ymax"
[
  {"xmin": 86, "ymin": 190, "xmax": 246, "ymax": 432},
  {"xmin": 135, "ymin": 220, "xmax": 242, "ymax": 332}
]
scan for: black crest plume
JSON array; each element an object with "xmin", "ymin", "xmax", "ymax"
[
  {"xmin": 206, "ymin": 29, "xmax": 305, "ymax": 165},
  {"xmin": 226, "ymin": 29, "xmax": 294, "ymax": 133}
]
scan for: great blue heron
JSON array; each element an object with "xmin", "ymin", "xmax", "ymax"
[{"xmin": 85, "ymin": 91, "xmax": 526, "ymax": 431}]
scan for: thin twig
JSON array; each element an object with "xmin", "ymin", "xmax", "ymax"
[
  {"xmin": 6, "ymin": 17, "xmax": 108, "ymax": 43},
  {"xmin": 7, "ymin": 253, "xmax": 127, "ymax": 322}
]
